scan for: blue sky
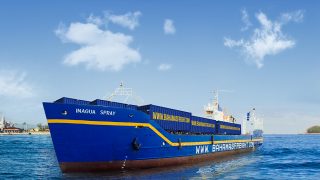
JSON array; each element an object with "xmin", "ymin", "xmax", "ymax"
[{"xmin": 0, "ymin": 1, "xmax": 319, "ymax": 134}]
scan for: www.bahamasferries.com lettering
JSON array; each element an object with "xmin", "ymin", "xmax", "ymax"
[
  {"xmin": 212, "ymin": 142, "xmax": 254, "ymax": 152},
  {"xmin": 195, "ymin": 142, "xmax": 254, "ymax": 154},
  {"xmin": 196, "ymin": 145, "xmax": 209, "ymax": 154}
]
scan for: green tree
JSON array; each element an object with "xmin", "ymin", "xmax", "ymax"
[
  {"xmin": 307, "ymin": 126, "xmax": 320, "ymax": 133},
  {"xmin": 37, "ymin": 123, "xmax": 42, "ymax": 131}
]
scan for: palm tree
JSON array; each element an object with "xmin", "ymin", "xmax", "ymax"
[{"xmin": 22, "ymin": 122, "xmax": 27, "ymax": 131}]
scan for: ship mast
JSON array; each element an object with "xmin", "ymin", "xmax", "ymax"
[
  {"xmin": 213, "ymin": 90, "xmax": 219, "ymax": 112},
  {"xmin": 106, "ymin": 82, "xmax": 143, "ymax": 105},
  {"xmin": 204, "ymin": 90, "xmax": 221, "ymax": 120}
]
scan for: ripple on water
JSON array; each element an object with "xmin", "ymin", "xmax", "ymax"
[{"xmin": 0, "ymin": 135, "xmax": 320, "ymax": 179}]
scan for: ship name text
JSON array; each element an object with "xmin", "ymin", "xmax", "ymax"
[
  {"xmin": 75, "ymin": 108, "xmax": 96, "ymax": 114},
  {"xmin": 100, "ymin": 110, "xmax": 116, "ymax": 116},
  {"xmin": 75, "ymin": 108, "xmax": 115, "ymax": 116}
]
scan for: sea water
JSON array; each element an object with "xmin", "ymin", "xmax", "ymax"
[{"xmin": 0, "ymin": 135, "xmax": 319, "ymax": 179}]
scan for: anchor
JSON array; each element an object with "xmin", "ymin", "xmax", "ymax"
[{"xmin": 132, "ymin": 137, "xmax": 141, "ymax": 150}]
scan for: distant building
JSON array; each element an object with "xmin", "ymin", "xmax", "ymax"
[
  {"xmin": 3, "ymin": 127, "xmax": 22, "ymax": 133},
  {"xmin": 0, "ymin": 114, "xmax": 22, "ymax": 133}
]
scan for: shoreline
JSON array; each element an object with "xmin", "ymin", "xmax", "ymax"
[{"xmin": 0, "ymin": 132, "xmax": 50, "ymax": 135}]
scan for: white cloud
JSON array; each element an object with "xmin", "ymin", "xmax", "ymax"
[
  {"xmin": 241, "ymin": 9, "xmax": 252, "ymax": 31},
  {"xmin": 55, "ymin": 13, "xmax": 141, "ymax": 71},
  {"xmin": 106, "ymin": 11, "xmax": 142, "ymax": 30},
  {"xmin": 0, "ymin": 70, "xmax": 33, "ymax": 98},
  {"xmin": 280, "ymin": 10, "xmax": 304, "ymax": 24},
  {"xmin": 164, "ymin": 19, "xmax": 176, "ymax": 35},
  {"xmin": 224, "ymin": 10, "xmax": 303, "ymax": 68},
  {"xmin": 158, "ymin": 63, "xmax": 172, "ymax": 71},
  {"xmin": 86, "ymin": 14, "xmax": 103, "ymax": 26}
]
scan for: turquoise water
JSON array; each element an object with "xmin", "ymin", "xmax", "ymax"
[{"xmin": 0, "ymin": 135, "xmax": 319, "ymax": 179}]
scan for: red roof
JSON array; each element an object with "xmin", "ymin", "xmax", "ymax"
[{"xmin": 4, "ymin": 128, "xmax": 20, "ymax": 130}]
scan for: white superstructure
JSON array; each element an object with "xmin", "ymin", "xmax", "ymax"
[
  {"xmin": 242, "ymin": 108, "xmax": 263, "ymax": 135},
  {"xmin": 204, "ymin": 90, "xmax": 236, "ymax": 122}
]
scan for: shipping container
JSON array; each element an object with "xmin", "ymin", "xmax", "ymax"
[
  {"xmin": 90, "ymin": 99, "xmax": 137, "ymax": 110},
  {"xmin": 126, "ymin": 104, "xmax": 138, "ymax": 110},
  {"xmin": 191, "ymin": 116, "xmax": 216, "ymax": 134},
  {"xmin": 90, "ymin": 99, "xmax": 111, "ymax": 106},
  {"xmin": 55, "ymin": 97, "xmax": 90, "ymax": 105},
  {"xmin": 137, "ymin": 105, "xmax": 150, "ymax": 113},
  {"xmin": 216, "ymin": 121, "xmax": 241, "ymax": 135},
  {"xmin": 138, "ymin": 104, "xmax": 191, "ymax": 132},
  {"xmin": 90, "ymin": 99, "xmax": 120, "ymax": 108}
]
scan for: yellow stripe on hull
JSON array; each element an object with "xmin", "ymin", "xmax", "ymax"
[{"xmin": 48, "ymin": 119, "xmax": 263, "ymax": 147}]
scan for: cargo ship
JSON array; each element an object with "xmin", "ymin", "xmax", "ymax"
[{"xmin": 43, "ymin": 84, "xmax": 263, "ymax": 172}]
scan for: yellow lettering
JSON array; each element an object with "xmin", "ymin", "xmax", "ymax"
[
  {"xmin": 153, "ymin": 112, "xmax": 192, "ymax": 123},
  {"xmin": 191, "ymin": 120, "xmax": 215, "ymax": 128},
  {"xmin": 220, "ymin": 125, "xmax": 240, "ymax": 131}
]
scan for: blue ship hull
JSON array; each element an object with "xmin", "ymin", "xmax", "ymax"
[{"xmin": 43, "ymin": 102, "xmax": 263, "ymax": 172}]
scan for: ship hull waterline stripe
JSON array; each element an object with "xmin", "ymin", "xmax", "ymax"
[{"xmin": 47, "ymin": 119, "xmax": 263, "ymax": 146}]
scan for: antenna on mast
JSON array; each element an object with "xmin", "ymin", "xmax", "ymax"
[
  {"xmin": 212, "ymin": 89, "xmax": 233, "ymax": 107},
  {"xmin": 213, "ymin": 90, "xmax": 219, "ymax": 109}
]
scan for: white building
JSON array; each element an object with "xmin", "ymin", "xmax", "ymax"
[{"xmin": 0, "ymin": 113, "xmax": 5, "ymax": 131}]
